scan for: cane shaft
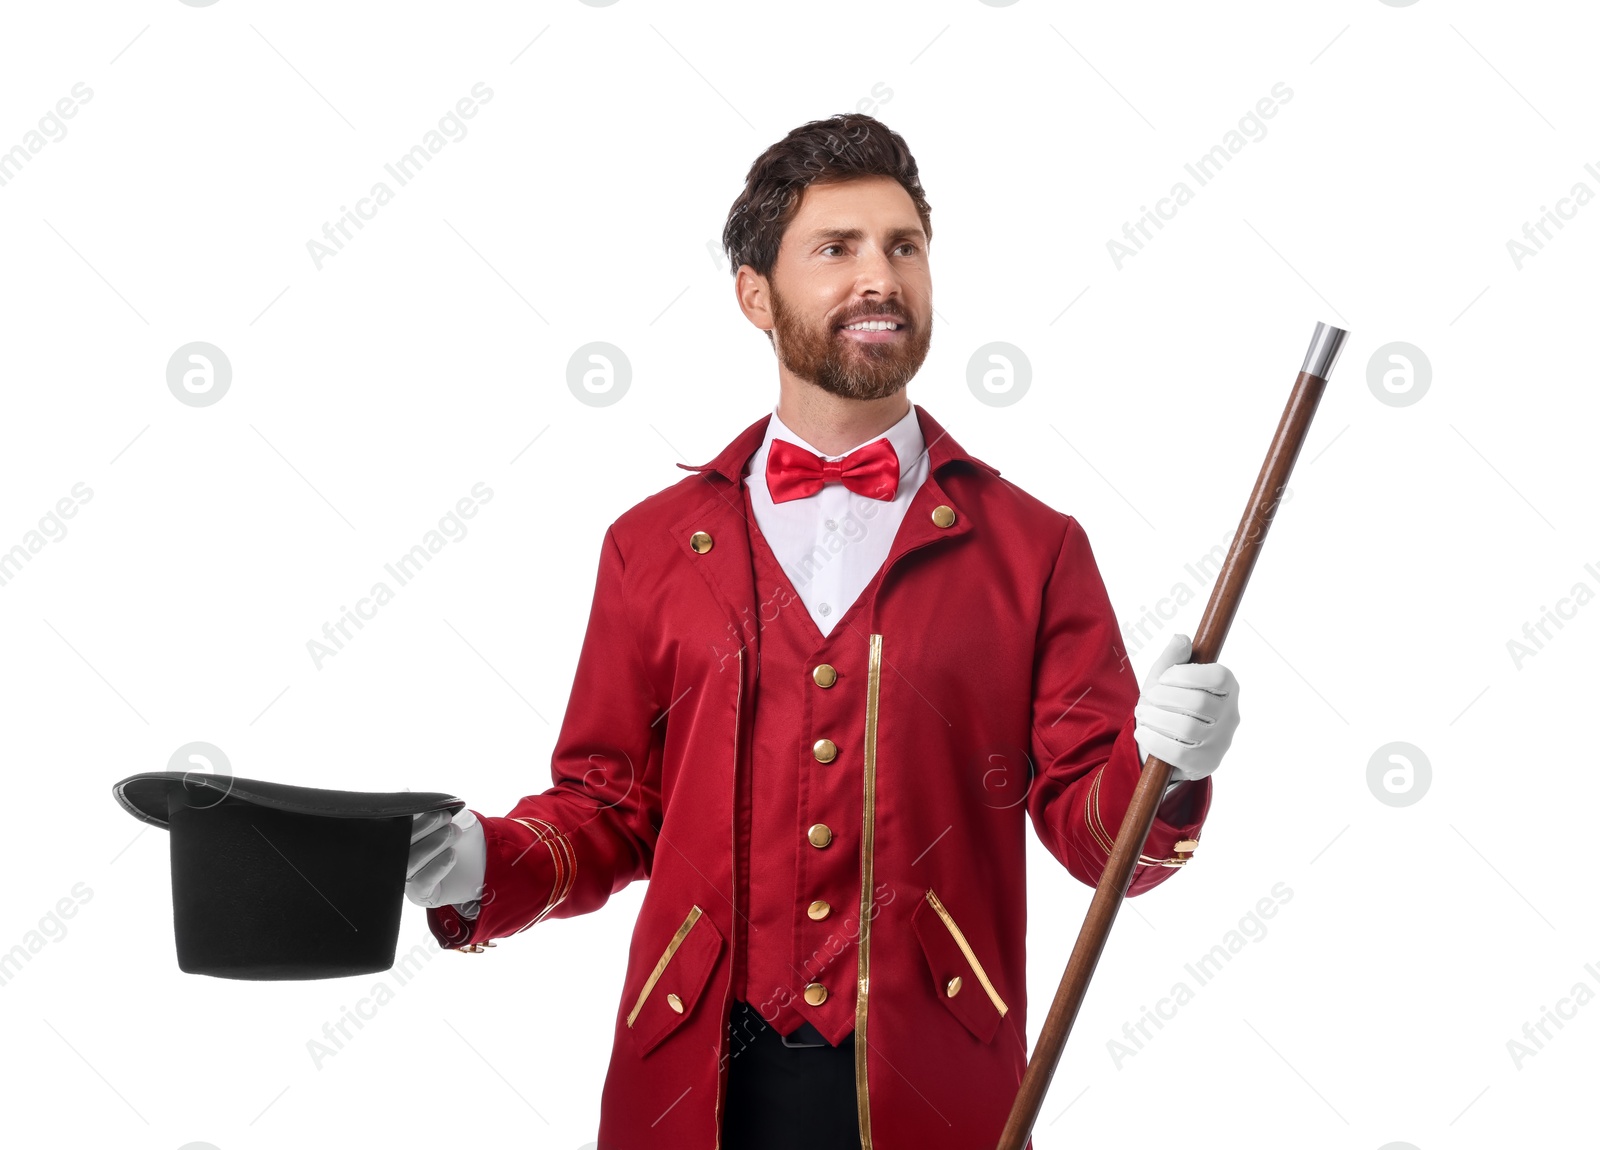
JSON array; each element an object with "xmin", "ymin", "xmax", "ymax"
[
  {"xmin": 1189, "ymin": 371, "xmax": 1327, "ymax": 664},
  {"xmin": 995, "ymin": 328, "xmax": 1343, "ymax": 1150}
]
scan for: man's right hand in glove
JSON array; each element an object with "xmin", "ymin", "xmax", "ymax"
[{"xmin": 405, "ymin": 808, "xmax": 487, "ymax": 918}]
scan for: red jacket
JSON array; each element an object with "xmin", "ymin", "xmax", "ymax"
[{"xmin": 428, "ymin": 405, "xmax": 1211, "ymax": 1148}]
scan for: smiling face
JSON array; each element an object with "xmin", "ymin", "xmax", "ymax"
[{"xmin": 742, "ymin": 175, "xmax": 934, "ymax": 402}]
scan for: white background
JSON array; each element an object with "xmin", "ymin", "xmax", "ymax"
[{"xmin": 1, "ymin": 1, "xmax": 1594, "ymax": 1147}]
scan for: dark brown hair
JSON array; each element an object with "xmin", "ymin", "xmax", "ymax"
[{"xmin": 721, "ymin": 113, "xmax": 933, "ymax": 281}]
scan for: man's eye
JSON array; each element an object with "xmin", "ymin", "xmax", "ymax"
[{"xmin": 820, "ymin": 242, "xmax": 919, "ymax": 256}]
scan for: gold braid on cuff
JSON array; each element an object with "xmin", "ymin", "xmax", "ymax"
[
  {"xmin": 454, "ymin": 815, "xmax": 577, "ymax": 952},
  {"xmin": 1086, "ymin": 765, "xmax": 1201, "ymax": 868}
]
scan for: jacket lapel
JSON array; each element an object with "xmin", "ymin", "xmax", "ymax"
[
  {"xmin": 879, "ymin": 405, "xmax": 998, "ymax": 578},
  {"xmin": 667, "ymin": 413, "xmax": 769, "ymax": 663}
]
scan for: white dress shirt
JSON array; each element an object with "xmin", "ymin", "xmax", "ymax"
[{"xmin": 744, "ymin": 402, "xmax": 928, "ymax": 638}]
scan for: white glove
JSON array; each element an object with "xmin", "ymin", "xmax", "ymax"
[
  {"xmin": 405, "ymin": 807, "xmax": 487, "ymax": 914},
  {"xmin": 1134, "ymin": 633, "xmax": 1240, "ymax": 786}
]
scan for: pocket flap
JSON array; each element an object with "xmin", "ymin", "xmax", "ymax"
[
  {"xmin": 626, "ymin": 905, "xmax": 724, "ymax": 1057},
  {"xmin": 912, "ymin": 889, "xmax": 1006, "ymax": 1044}
]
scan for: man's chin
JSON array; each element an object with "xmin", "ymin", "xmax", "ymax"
[{"xmin": 804, "ymin": 365, "xmax": 917, "ymax": 402}]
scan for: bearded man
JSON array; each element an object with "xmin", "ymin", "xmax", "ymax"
[{"xmin": 405, "ymin": 112, "xmax": 1240, "ymax": 1150}]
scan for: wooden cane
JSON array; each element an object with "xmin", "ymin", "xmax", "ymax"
[{"xmin": 995, "ymin": 320, "xmax": 1349, "ymax": 1150}]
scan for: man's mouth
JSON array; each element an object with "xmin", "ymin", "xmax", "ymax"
[{"xmin": 838, "ymin": 318, "xmax": 907, "ymax": 342}]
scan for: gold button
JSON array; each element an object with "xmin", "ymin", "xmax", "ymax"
[
  {"xmin": 946, "ymin": 976, "xmax": 963, "ymax": 998},
  {"xmin": 931, "ymin": 505, "xmax": 956, "ymax": 528},
  {"xmin": 807, "ymin": 823, "xmax": 833, "ymax": 848},
  {"xmin": 689, "ymin": 531, "xmax": 713, "ymax": 554},
  {"xmin": 1174, "ymin": 839, "xmax": 1200, "ymax": 852},
  {"xmin": 812, "ymin": 663, "xmax": 838, "ymax": 688},
  {"xmin": 804, "ymin": 982, "xmax": 828, "ymax": 1006},
  {"xmin": 807, "ymin": 899, "xmax": 831, "ymax": 921},
  {"xmin": 666, "ymin": 992, "xmax": 684, "ymax": 1013},
  {"xmin": 813, "ymin": 738, "xmax": 837, "ymax": 763}
]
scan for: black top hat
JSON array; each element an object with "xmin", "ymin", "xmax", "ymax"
[{"xmin": 113, "ymin": 771, "xmax": 464, "ymax": 981}]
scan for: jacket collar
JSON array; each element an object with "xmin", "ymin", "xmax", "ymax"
[{"xmin": 675, "ymin": 403, "xmax": 1001, "ymax": 486}]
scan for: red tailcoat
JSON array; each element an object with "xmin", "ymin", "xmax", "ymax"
[{"xmin": 427, "ymin": 405, "xmax": 1211, "ymax": 1148}]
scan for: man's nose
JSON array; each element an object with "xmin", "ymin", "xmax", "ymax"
[{"xmin": 852, "ymin": 246, "xmax": 902, "ymax": 295}]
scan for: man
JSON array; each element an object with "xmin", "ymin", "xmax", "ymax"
[{"xmin": 405, "ymin": 113, "xmax": 1240, "ymax": 1150}]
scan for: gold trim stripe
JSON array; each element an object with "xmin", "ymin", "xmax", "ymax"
[
  {"xmin": 715, "ymin": 649, "xmax": 743, "ymax": 1149},
  {"xmin": 1086, "ymin": 764, "xmax": 1116, "ymax": 856},
  {"xmin": 509, "ymin": 815, "xmax": 577, "ymax": 932},
  {"xmin": 539, "ymin": 815, "xmax": 578, "ymax": 895},
  {"xmin": 923, "ymin": 888, "xmax": 1009, "ymax": 1017},
  {"xmin": 1085, "ymin": 765, "xmax": 1193, "ymax": 868},
  {"xmin": 854, "ymin": 633, "xmax": 883, "ymax": 1150},
  {"xmin": 514, "ymin": 815, "xmax": 576, "ymax": 899},
  {"xmin": 512, "ymin": 816, "xmax": 575, "ymax": 902},
  {"xmin": 626, "ymin": 904, "xmax": 703, "ymax": 1028}
]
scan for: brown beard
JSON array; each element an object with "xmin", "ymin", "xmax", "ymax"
[{"xmin": 769, "ymin": 284, "xmax": 933, "ymax": 401}]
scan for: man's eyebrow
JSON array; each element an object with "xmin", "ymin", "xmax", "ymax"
[{"xmin": 801, "ymin": 226, "xmax": 926, "ymax": 244}]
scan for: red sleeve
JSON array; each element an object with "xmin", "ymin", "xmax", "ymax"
[
  {"xmin": 1024, "ymin": 516, "xmax": 1211, "ymax": 897},
  {"xmin": 427, "ymin": 524, "xmax": 666, "ymax": 950}
]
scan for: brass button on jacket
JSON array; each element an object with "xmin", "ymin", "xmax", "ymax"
[
  {"xmin": 812, "ymin": 663, "xmax": 838, "ymax": 688},
  {"xmin": 807, "ymin": 899, "xmax": 831, "ymax": 921},
  {"xmin": 689, "ymin": 531, "xmax": 713, "ymax": 554},
  {"xmin": 812, "ymin": 738, "xmax": 837, "ymax": 763},
  {"xmin": 807, "ymin": 823, "xmax": 833, "ymax": 848},
  {"xmin": 666, "ymin": 992, "xmax": 684, "ymax": 1013},
  {"xmin": 804, "ymin": 982, "xmax": 828, "ymax": 1006},
  {"xmin": 946, "ymin": 976, "xmax": 963, "ymax": 998},
  {"xmin": 931, "ymin": 505, "xmax": 956, "ymax": 528}
]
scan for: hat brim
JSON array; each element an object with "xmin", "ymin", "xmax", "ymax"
[{"xmin": 112, "ymin": 771, "xmax": 465, "ymax": 830}]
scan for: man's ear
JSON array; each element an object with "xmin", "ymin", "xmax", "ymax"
[{"xmin": 734, "ymin": 264, "xmax": 773, "ymax": 334}]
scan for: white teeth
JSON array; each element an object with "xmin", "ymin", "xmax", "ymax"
[{"xmin": 843, "ymin": 321, "xmax": 899, "ymax": 331}]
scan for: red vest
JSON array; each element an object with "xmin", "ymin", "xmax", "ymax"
[{"xmin": 736, "ymin": 477, "xmax": 889, "ymax": 1040}]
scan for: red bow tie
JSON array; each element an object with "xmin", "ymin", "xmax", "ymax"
[{"xmin": 765, "ymin": 436, "xmax": 900, "ymax": 504}]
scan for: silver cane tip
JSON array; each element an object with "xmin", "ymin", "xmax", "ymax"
[{"xmin": 1301, "ymin": 322, "xmax": 1349, "ymax": 380}]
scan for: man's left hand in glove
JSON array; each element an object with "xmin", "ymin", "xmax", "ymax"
[{"xmin": 1134, "ymin": 632, "xmax": 1241, "ymax": 797}]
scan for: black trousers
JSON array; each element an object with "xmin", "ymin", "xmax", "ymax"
[{"xmin": 720, "ymin": 999, "xmax": 862, "ymax": 1149}]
